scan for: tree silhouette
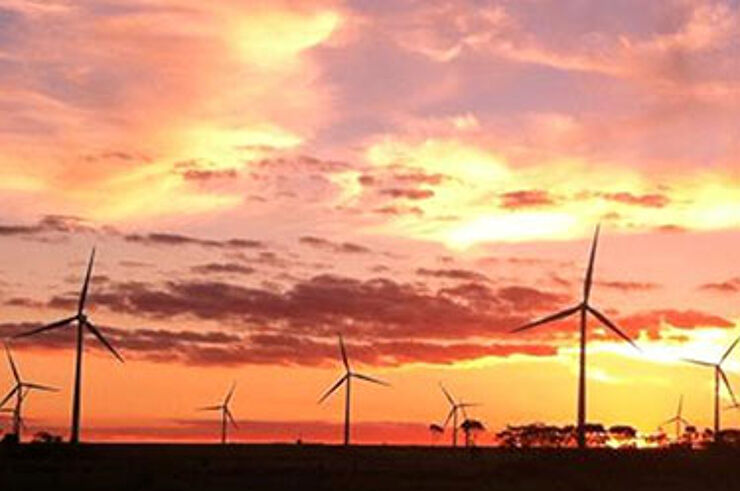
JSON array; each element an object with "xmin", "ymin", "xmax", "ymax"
[
  {"xmin": 496, "ymin": 422, "xmax": 618, "ymax": 448},
  {"xmin": 460, "ymin": 419, "xmax": 485, "ymax": 447},
  {"xmin": 429, "ymin": 423, "xmax": 444, "ymax": 445},
  {"xmin": 608, "ymin": 425, "xmax": 637, "ymax": 448}
]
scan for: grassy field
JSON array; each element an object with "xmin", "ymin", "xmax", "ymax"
[{"xmin": 1, "ymin": 444, "xmax": 738, "ymax": 490}]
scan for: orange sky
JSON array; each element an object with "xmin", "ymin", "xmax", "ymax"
[{"xmin": 0, "ymin": 0, "xmax": 738, "ymax": 444}]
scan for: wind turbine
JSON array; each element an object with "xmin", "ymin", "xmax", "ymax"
[
  {"xmin": 683, "ymin": 333, "xmax": 740, "ymax": 440},
  {"xmin": 318, "ymin": 334, "xmax": 389, "ymax": 446},
  {"xmin": 510, "ymin": 225, "xmax": 640, "ymax": 449},
  {"xmin": 660, "ymin": 395, "xmax": 690, "ymax": 441},
  {"xmin": 198, "ymin": 383, "xmax": 238, "ymax": 444},
  {"xmin": 0, "ymin": 344, "xmax": 58, "ymax": 441},
  {"xmin": 14, "ymin": 248, "xmax": 124, "ymax": 444},
  {"xmin": 439, "ymin": 383, "xmax": 479, "ymax": 448}
]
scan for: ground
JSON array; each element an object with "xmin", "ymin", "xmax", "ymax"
[{"xmin": 0, "ymin": 444, "xmax": 738, "ymax": 490}]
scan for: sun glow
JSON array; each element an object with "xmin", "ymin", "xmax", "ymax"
[
  {"xmin": 233, "ymin": 9, "xmax": 340, "ymax": 68},
  {"xmin": 367, "ymin": 138, "xmax": 510, "ymax": 183},
  {"xmin": 445, "ymin": 212, "xmax": 580, "ymax": 248}
]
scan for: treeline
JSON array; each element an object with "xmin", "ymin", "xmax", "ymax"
[{"xmin": 492, "ymin": 423, "xmax": 740, "ymax": 449}]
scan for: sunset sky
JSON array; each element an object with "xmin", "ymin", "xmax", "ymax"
[{"xmin": 0, "ymin": 0, "xmax": 738, "ymax": 444}]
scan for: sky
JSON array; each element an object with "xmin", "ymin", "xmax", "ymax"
[{"xmin": 0, "ymin": 0, "xmax": 738, "ymax": 444}]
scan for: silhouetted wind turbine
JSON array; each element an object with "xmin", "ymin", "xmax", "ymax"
[
  {"xmin": 198, "ymin": 383, "xmax": 238, "ymax": 444},
  {"xmin": 14, "ymin": 248, "xmax": 123, "ymax": 444},
  {"xmin": 661, "ymin": 395, "xmax": 690, "ymax": 441},
  {"xmin": 440, "ymin": 383, "xmax": 479, "ymax": 448},
  {"xmin": 510, "ymin": 225, "xmax": 640, "ymax": 449},
  {"xmin": 0, "ymin": 344, "xmax": 58, "ymax": 441},
  {"xmin": 318, "ymin": 334, "xmax": 389, "ymax": 446},
  {"xmin": 683, "ymin": 334, "xmax": 740, "ymax": 440}
]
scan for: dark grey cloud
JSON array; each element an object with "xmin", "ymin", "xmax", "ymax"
[
  {"xmin": 380, "ymin": 188, "xmax": 435, "ymax": 200},
  {"xmin": 699, "ymin": 277, "xmax": 740, "ymax": 294},
  {"xmin": 0, "ymin": 215, "xmax": 93, "ymax": 236},
  {"xmin": 191, "ymin": 263, "xmax": 257, "ymax": 276},
  {"xmin": 416, "ymin": 268, "xmax": 488, "ymax": 282},
  {"xmin": 124, "ymin": 232, "xmax": 263, "ymax": 250},
  {"xmin": 298, "ymin": 236, "xmax": 371, "ymax": 254}
]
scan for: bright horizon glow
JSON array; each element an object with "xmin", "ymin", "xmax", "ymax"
[{"xmin": 445, "ymin": 212, "xmax": 581, "ymax": 248}]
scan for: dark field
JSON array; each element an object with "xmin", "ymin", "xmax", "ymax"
[{"xmin": 1, "ymin": 444, "xmax": 739, "ymax": 490}]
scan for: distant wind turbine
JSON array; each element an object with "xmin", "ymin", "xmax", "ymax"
[
  {"xmin": 198, "ymin": 383, "xmax": 238, "ymax": 444},
  {"xmin": 440, "ymin": 383, "xmax": 479, "ymax": 448},
  {"xmin": 510, "ymin": 225, "xmax": 640, "ymax": 449},
  {"xmin": 14, "ymin": 248, "xmax": 124, "ymax": 444},
  {"xmin": 318, "ymin": 334, "xmax": 389, "ymax": 446},
  {"xmin": 0, "ymin": 344, "xmax": 58, "ymax": 441},
  {"xmin": 660, "ymin": 395, "xmax": 690, "ymax": 441},
  {"xmin": 683, "ymin": 333, "xmax": 740, "ymax": 440}
]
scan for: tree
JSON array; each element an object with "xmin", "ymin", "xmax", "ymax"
[
  {"xmin": 429, "ymin": 423, "xmax": 444, "ymax": 445},
  {"xmin": 32, "ymin": 431, "xmax": 62, "ymax": 444},
  {"xmin": 460, "ymin": 419, "xmax": 485, "ymax": 447},
  {"xmin": 608, "ymin": 425, "xmax": 637, "ymax": 448}
]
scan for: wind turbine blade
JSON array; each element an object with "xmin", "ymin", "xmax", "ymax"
[
  {"xmin": 661, "ymin": 417, "xmax": 679, "ymax": 426},
  {"xmin": 583, "ymin": 224, "xmax": 600, "ymax": 302},
  {"xmin": 352, "ymin": 373, "xmax": 389, "ymax": 386},
  {"xmin": 14, "ymin": 316, "xmax": 76, "ymax": 338},
  {"xmin": 718, "ymin": 367, "xmax": 737, "ymax": 405},
  {"xmin": 681, "ymin": 358, "xmax": 715, "ymax": 368},
  {"xmin": 85, "ymin": 320, "xmax": 124, "ymax": 362},
  {"xmin": 679, "ymin": 418, "xmax": 691, "ymax": 425},
  {"xmin": 677, "ymin": 394, "xmax": 683, "ymax": 418},
  {"xmin": 459, "ymin": 403, "xmax": 481, "ymax": 408},
  {"xmin": 226, "ymin": 408, "xmax": 238, "ymax": 429},
  {"xmin": 510, "ymin": 305, "xmax": 580, "ymax": 333},
  {"xmin": 460, "ymin": 404, "xmax": 468, "ymax": 420},
  {"xmin": 23, "ymin": 383, "xmax": 58, "ymax": 392},
  {"xmin": 5, "ymin": 344, "xmax": 20, "ymax": 383},
  {"xmin": 439, "ymin": 383, "xmax": 455, "ymax": 406},
  {"xmin": 721, "ymin": 334, "xmax": 740, "ymax": 363},
  {"xmin": 0, "ymin": 386, "xmax": 19, "ymax": 409},
  {"xmin": 197, "ymin": 405, "xmax": 222, "ymax": 411},
  {"xmin": 339, "ymin": 334, "xmax": 349, "ymax": 370},
  {"xmin": 224, "ymin": 382, "xmax": 236, "ymax": 405},
  {"xmin": 78, "ymin": 247, "xmax": 96, "ymax": 315},
  {"xmin": 318, "ymin": 374, "xmax": 347, "ymax": 404},
  {"xmin": 587, "ymin": 306, "xmax": 640, "ymax": 351},
  {"xmin": 442, "ymin": 407, "xmax": 455, "ymax": 428}
]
